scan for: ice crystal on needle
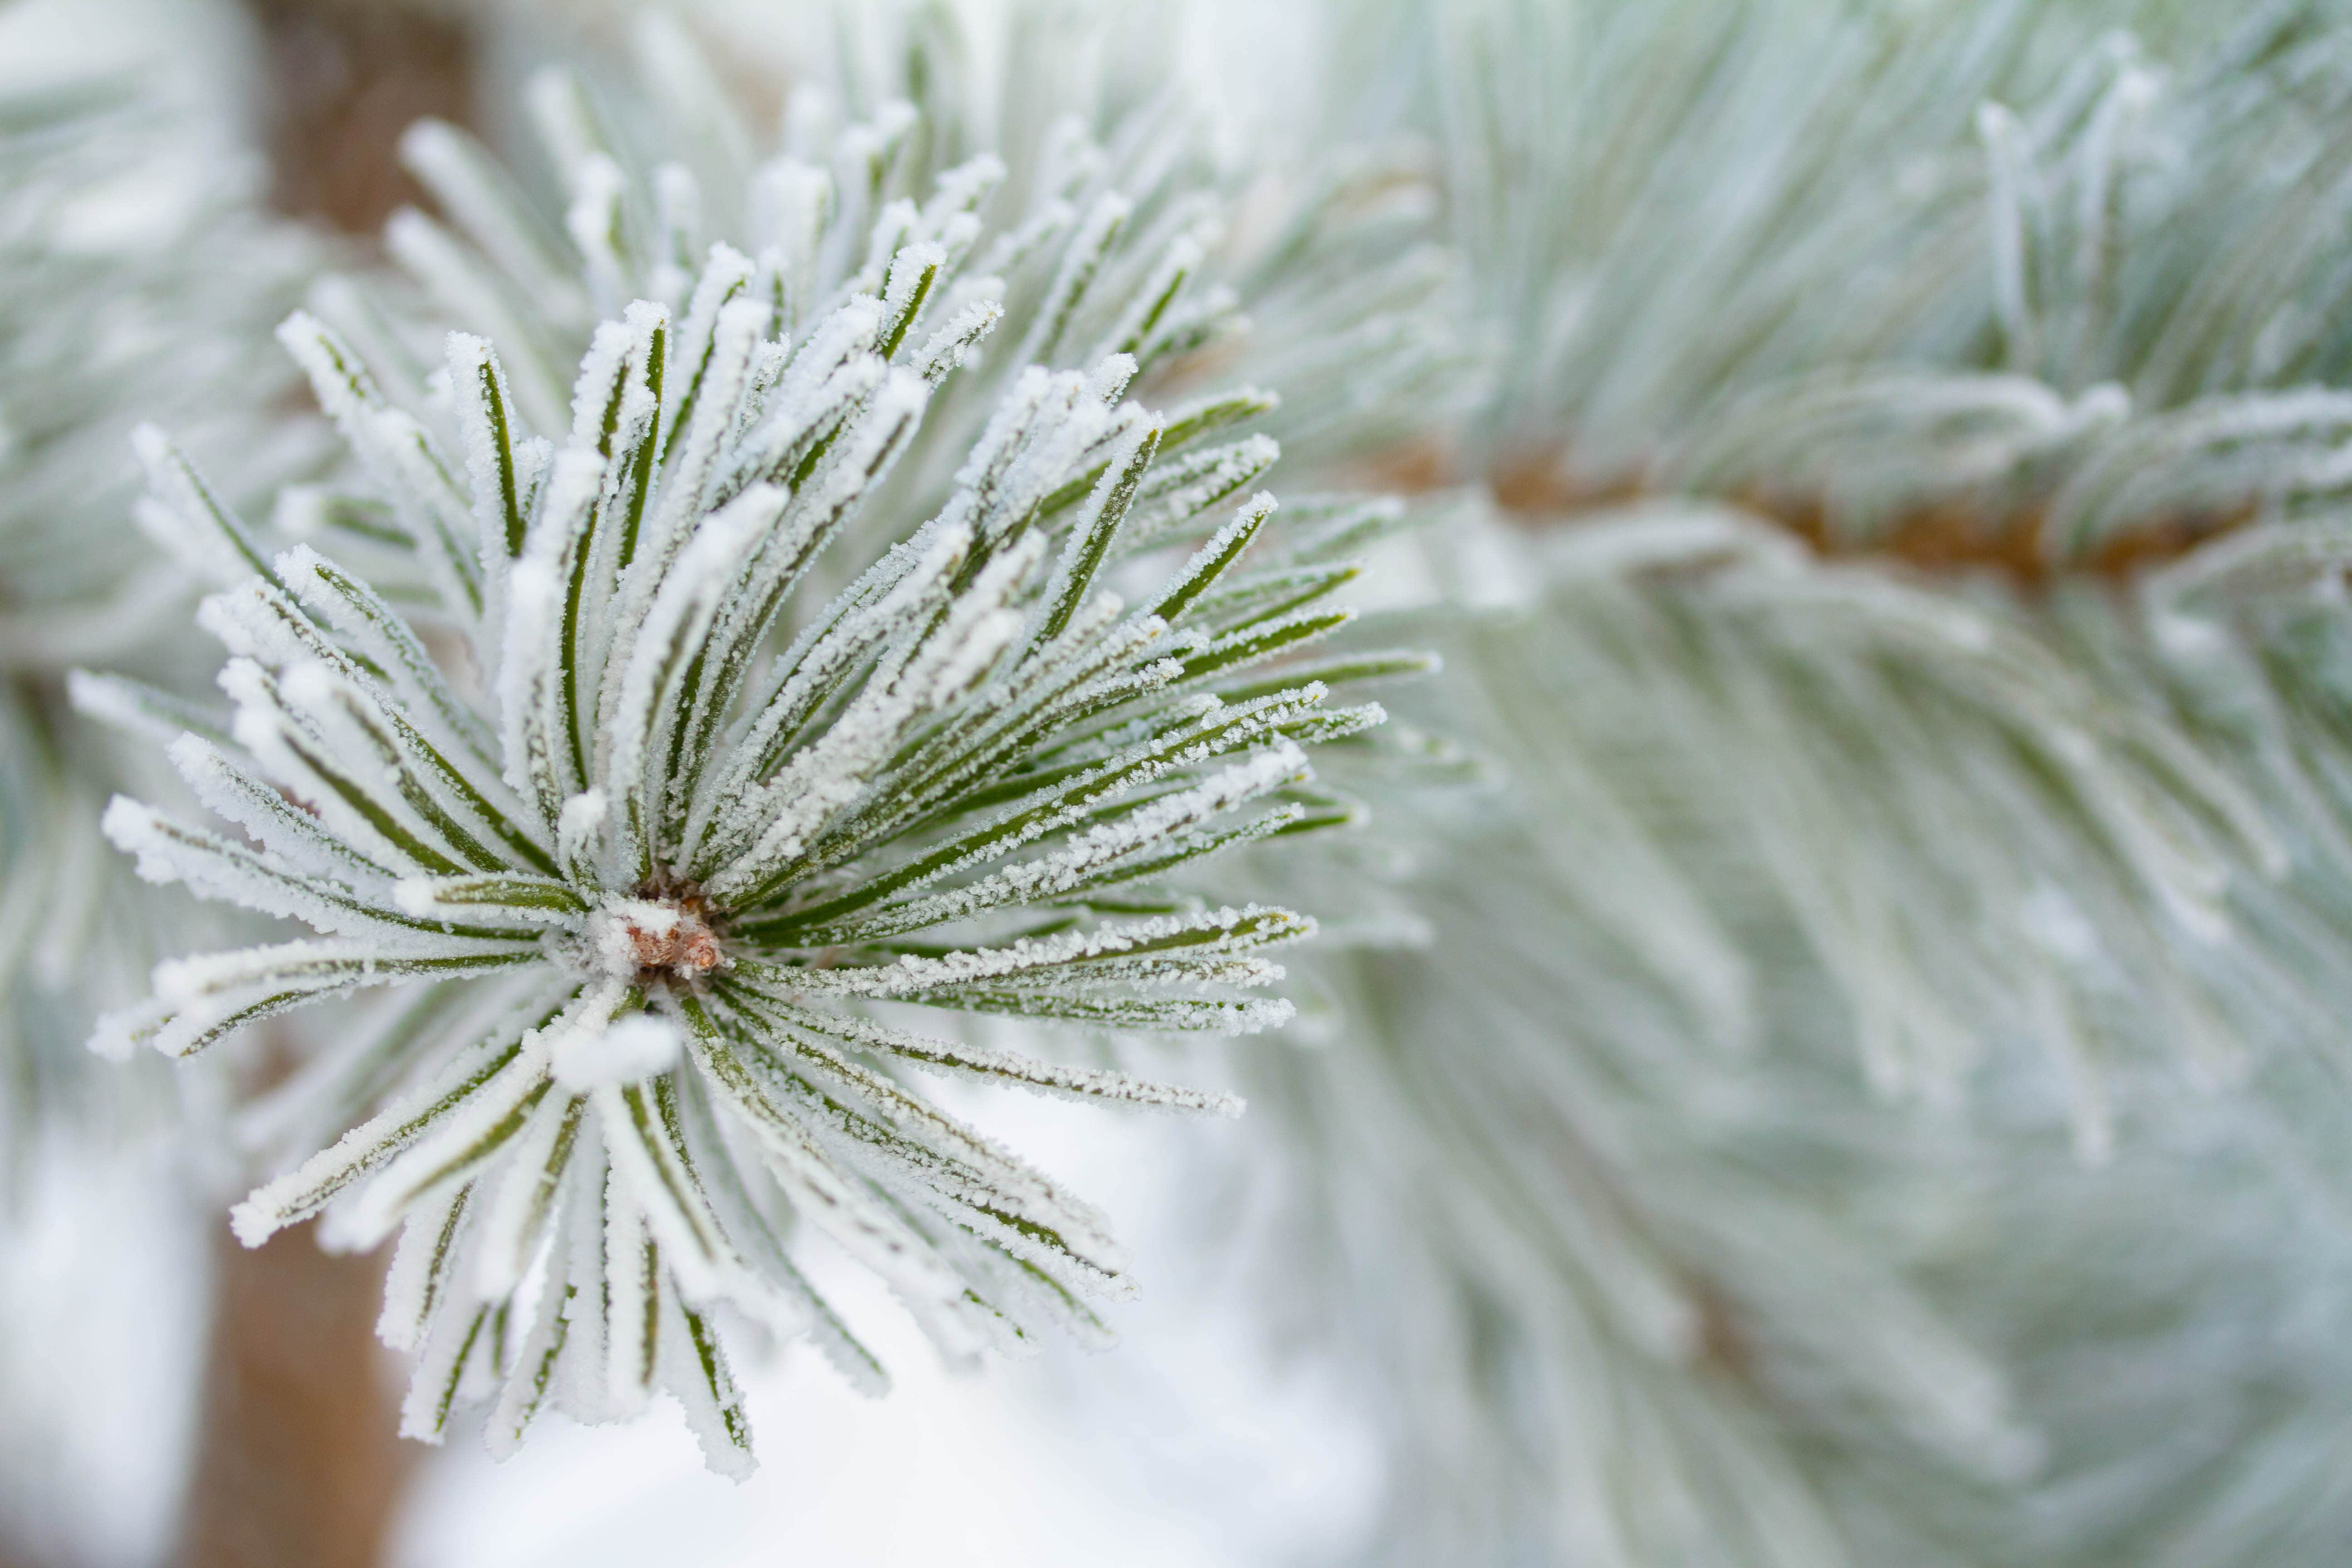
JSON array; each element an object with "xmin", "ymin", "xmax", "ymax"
[{"xmin": 88, "ymin": 166, "xmax": 1404, "ymax": 1470}]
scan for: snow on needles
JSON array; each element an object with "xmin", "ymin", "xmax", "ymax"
[{"xmin": 79, "ymin": 92, "xmax": 1416, "ymax": 1477}]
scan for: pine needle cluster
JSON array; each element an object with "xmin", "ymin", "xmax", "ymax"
[{"xmin": 88, "ymin": 43, "xmax": 1432, "ymax": 1471}]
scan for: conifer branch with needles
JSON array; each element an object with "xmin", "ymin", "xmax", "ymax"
[
  {"xmin": 86, "ymin": 98, "xmax": 1419, "ymax": 1472},
  {"xmin": 283, "ymin": 14, "xmax": 1469, "ymax": 577},
  {"xmin": 1212, "ymin": 2, "xmax": 2352, "ymax": 1563}
]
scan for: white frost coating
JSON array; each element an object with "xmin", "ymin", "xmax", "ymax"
[
  {"xmin": 233, "ymin": 1010, "xmax": 541, "ymax": 1248},
  {"xmin": 648, "ymin": 288, "xmax": 768, "ymax": 549},
  {"xmin": 604, "ymin": 483, "xmax": 784, "ymax": 825},
  {"xmin": 797, "ymin": 1005, "xmax": 1242, "ymax": 1116},
  {"xmin": 398, "ymin": 1296, "xmax": 491, "ymax": 1445},
  {"xmin": 558, "ymin": 789, "xmax": 608, "ymax": 878},
  {"xmin": 93, "ymin": 82, "xmax": 1402, "ymax": 1480},
  {"xmin": 129, "ymin": 424, "xmax": 265, "ymax": 585},
  {"xmin": 275, "ymin": 309, "xmax": 380, "ymax": 428},
  {"xmin": 594, "ymin": 1075, "xmax": 733, "ymax": 1304},
  {"xmin": 68, "ymin": 669, "xmax": 213, "ymax": 749},
  {"xmin": 917, "ymin": 152, "xmax": 1004, "ymax": 233},
  {"xmin": 689, "ymin": 524, "xmax": 983, "ymax": 855},
  {"xmin": 86, "ymin": 998, "xmax": 170, "ymax": 1063},
  {"xmin": 726, "ymin": 352, "xmax": 884, "ymax": 497},
  {"xmin": 387, "ymin": 875, "xmax": 572, "ymax": 927},
  {"xmin": 1127, "ymin": 434, "xmax": 1281, "ymax": 546},
  {"xmin": 495, "ymin": 549, "xmax": 566, "ymax": 810},
  {"xmin": 1097, "ymin": 234, "xmax": 1202, "ymax": 362},
  {"xmin": 774, "ymin": 904, "xmax": 1311, "ymax": 999},
  {"xmin": 564, "ymin": 318, "xmax": 636, "ymax": 445},
  {"xmin": 196, "ymin": 581, "xmax": 306, "ymax": 669},
  {"xmin": 843, "ymin": 742, "xmax": 1309, "ymax": 939},
  {"xmin": 660, "ymin": 1292, "xmax": 756, "ymax": 1481},
  {"xmin": 1154, "ymin": 490, "xmax": 1276, "ymax": 618},
  {"xmin": 378, "ymin": 1183, "xmax": 469, "ymax": 1354},
  {"xmin": 402, "ymin": 119, "xmax": 577, "ymax": 317},
  {"xmin": 775, "ymin": 294, "xmax": 885, "ymax": 411},
  {"xmin": 145, "ymin": 935, "xmax": 534, "ymax": 1063},
  {"xmin": 339, "ymin": 1029, "xmax": 559, "ymax": 1249},
  {"xmin": 1017, "ymin": 190, "xmax": 1133, "ymax": 366},
  {"xmin": 219, "ymin": 664, "xmax": 407, "ymax": 876},
  {"xmin": 601, "ymin": 1191, "xmax": 657, "ymax": 1417},
  {"xmin": 707, "ymin": 519, "xmax": 979, "ymax": 899},
  {"xmin": 103, "ymin": 796, "xmax": 417, "ymax": 938},
  {"xmin": 167, "ymin": 734, "xmax": 385, "ymax": 884},
  {"xmin": 469, "ymin": 1092, "xmax": 577, "ymax": 1299},
  {"xmin": 913, "ymin": 293, "xmax": 1003, "ymax": 383},
  {"xmin": 680, "ymin": 1020, "xmax": 972, "ymax": 1308},
  {"xmin": 447, "ymin": 333, "xmax": 530, "ymax": 590},
  {"xmin": 584, "ymin": 898, "xmax": 679, "ymax": 978},
  {"xmin": 564, "ymin": 152, "xmax": 632, "ymax": 310},
  {"xmin": 552, "ymin": 1011, "xmax": 680, "ymax": 1093},
  {"xmin": 727, "ymin": 994, "xmax": 1117, "ymax": 1235},
  {"xmin": 819, "ymin": 366, "xmax": 931, "ymax": 519},
  {"xmin": 879, "ymin": 240, "xmax": 946, "ymax": 323},
  {"xmin": 278, "ymin": 545, "xmax": 498, "ymax": 764}
]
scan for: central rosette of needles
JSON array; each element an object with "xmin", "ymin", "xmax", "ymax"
[{"xmin": 587, "ymin": 885, "xmax": 725, "ymax": 987}]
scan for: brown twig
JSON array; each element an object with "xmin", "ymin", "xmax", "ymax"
[{"xmin": 1382, "ymin": 440, "xmax": 2252, "ymax": 588}]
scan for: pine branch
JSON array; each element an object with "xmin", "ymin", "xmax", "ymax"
[
  {"xmin": 1210, "ymin": 3, "xmax": 2352, "ymax": 1564},
  {"xmin": 94, "ymin": 63, "xmax": 1433, "ymax": 1472}
]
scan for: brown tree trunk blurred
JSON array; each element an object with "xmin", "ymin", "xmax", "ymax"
[{"xmin": 176, "ymin": 1227, "xmax": 413, "ymax": 1568}]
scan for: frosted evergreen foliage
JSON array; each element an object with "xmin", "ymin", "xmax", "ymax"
[
  {"xmin": 294, "ymin": 8, "xmax": 1467, "ymax": 581},
  {"xmin": 1206, "ymin": 1, "xmax": 2352, "ymax": 1563},
  {"xmin": 0, "ymin": 83, "xmax": 317, "ymax": 657},
  {"xmin": 1250, "ymin": 524, "xmax": 2352, "ymax": 1568},
  {"xmin": 1416, "ymin": 0, "xmax": 2352, "ymax": 543},
  {"xmin": 0, "ymin": 44, "xmax": 322, "ymax": 1164},
  {"xmin": 1682, "ymin": 6, "xmax": 2352, "ymax": 549},
  {"xmin": 94, "ymin": 164, "xmax": 1409, "ymax": 1470},
  {"xmin": 1364, "ymin": 0, "xmax": 2352, "ymax": 1134}
]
